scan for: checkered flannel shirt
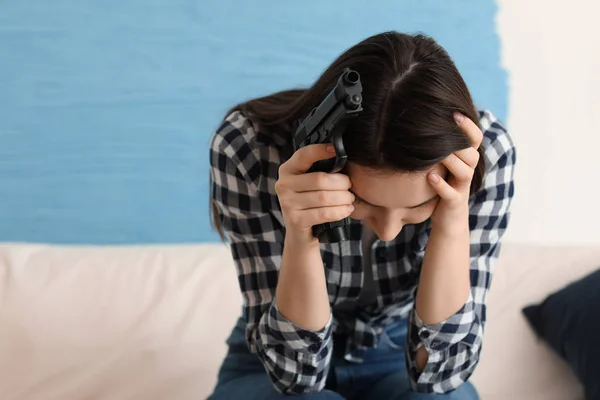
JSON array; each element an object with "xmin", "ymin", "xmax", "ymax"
[{"xmin": 209, "ymin": 109, "xmax": 516, "ymax": 395}]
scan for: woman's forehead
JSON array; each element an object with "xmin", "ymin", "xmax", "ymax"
[{"xmin": 346, "ymin": 162, "xmax": 442, "ymax": 208}]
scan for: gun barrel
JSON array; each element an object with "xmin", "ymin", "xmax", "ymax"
[{"xmin": 294, "ymin": 69, "xmax": 363, "ymax": 149}]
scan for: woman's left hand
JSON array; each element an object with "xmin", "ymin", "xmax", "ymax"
[{"xmin": 427, "ymin": 112, "xmax": 484, "ymax": 235}]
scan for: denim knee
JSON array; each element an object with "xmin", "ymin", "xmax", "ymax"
[
  {"xmin": 247, "ymin": 388, "xmax": 344, "ymax": 400},
  {"xmin": 401, "ymin": 382, "xmax": 479, "ymax": 400},
  {"xmin": 290, "ymin": 389, "xmax": 345, "ymax": 400},
  {"xmin": 209, "ymin": 380, "xmax": 346, "ymax": 400}
]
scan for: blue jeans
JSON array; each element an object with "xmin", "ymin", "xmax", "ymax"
[{"xmin": 207, "ymin": 318, "xmax": 479, "ymax": 400}]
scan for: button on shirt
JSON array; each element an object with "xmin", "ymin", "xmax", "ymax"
[{"xmin": 209, "ymin": 109, "xmax": 516, "ymax": 395}]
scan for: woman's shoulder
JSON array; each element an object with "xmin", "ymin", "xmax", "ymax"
[
  {"xmin": 210, "ymin": 110, "xmax": 258, "ymax": 159},
  {"xmin": 476, "ymin": 109, "xmax": 516, "ymax": 168},
  {"xmin": 210, "ymin": 110, "xmax": 287, "ymax": 187}
]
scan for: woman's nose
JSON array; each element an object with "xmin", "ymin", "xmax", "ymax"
[{"xmin": 371, "ymin": 213, "xmax": 404, "ymax": 242}]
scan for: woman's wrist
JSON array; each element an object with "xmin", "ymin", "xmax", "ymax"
[
  {"xmin": 284, "ymin": 229, "xmax": 321, "ymax": 250},
  {"xmin": 431, "ymin": 204, "xmax": 469, "ymax": 237}
]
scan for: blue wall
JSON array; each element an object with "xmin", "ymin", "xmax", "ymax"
[{"xmin": 0, "ymin": 0, "xmax": 506, "ymax": 244}]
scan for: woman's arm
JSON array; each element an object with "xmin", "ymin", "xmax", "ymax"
[
  {"xmin": 415, "ymin": 112, "xmax": 481, "ymax": 341},
  {"xmin": 210, "ymin": 112, "xmax": 339, "ymax": 395},
  {"xmin": 274, "ymin": 143, "xmax": 354, "ymax": 332},
  {"xmin": 405, "ymin": 110, "xmax": 516, "ymax": 394},
  {"xmin": 414, "ymin": 214, "xmax": 471, "ymax": 368},
  {"xmin": 276, "ymin": 236, "xmax": 331, "ymax": 331}
]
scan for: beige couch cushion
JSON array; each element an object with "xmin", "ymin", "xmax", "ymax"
[
  {"xmin": 472, "ymin": 244, "xmax": 599, "ymax": 400},
  {"xmin": 0, "ymin": 243, "xmax": 241, "ymax": 400},
  {"xmin": 0, "ymin": 242, "xmax": 598, "ymax": 399}
]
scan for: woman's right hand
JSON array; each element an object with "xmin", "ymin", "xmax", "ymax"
[{"xmin": 275, "ymin": 143, "xmax": 355, "ymax": 246}]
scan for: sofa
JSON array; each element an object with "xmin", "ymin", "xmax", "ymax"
[{"xmin": 0, "ymin": 242, "xmax": 597, "ymax": 400}]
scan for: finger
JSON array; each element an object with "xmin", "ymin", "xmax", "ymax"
[
  {"xmin": 302, "ymin": 205, "xmax": 355, "ymax": 226},
  {"xmin": 280, "ymin": 143, "xmax": 336, "ymax": 175},
  {"xmin": 453, "ymin": 147, "xmax": 480, "ymax": 169},
  {"xmin": 442, "ymin": 153, "xmax": 473, "ymax": 184},
  {"xmin": 287, "ymin": 190, "xmax": 355, "ymax": 210},
  {"xmin": 428, "ymin": 172, "xmax": 458, "ymax": 201},
  {"xmin": 454, "ymin": 112, "xmax": 484, "ymax": 149},
  {"xmin": 292, "ymin": 172, "xmax": 352, "ymax": 192}
]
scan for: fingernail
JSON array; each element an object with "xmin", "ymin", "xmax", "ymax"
[
  {"xmin": 453, "ymin": 112, "xmax": 464, "ymax": 123},
  {"xmin": 326, "ymin": 144, "xmax": 335, "ymax": 153},
  {"xmin": 429, "ymin": 173, "xmax": 440, "ymax": 183}
]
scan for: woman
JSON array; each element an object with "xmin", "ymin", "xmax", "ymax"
[{"xmin": 207, "ymin": 31, "xmax": 515, "ymax": 399}]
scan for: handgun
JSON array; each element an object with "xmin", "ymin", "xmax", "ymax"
[{"xmin": 293, "ymin": 68, "xmax": 363, "ymax": 243}]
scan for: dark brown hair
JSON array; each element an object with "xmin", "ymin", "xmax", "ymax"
[{"xmin": 211, "ymin": 31, "xmax": 485, "ymax": 238}]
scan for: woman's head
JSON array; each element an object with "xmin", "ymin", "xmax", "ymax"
[{"xmin": 218, "ymin": 31, "xmax": 485, "ymax": 240}]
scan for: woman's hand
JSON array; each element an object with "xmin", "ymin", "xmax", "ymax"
[
  {"xmin": 427, "ymin": 112, "xmax": 484, "ymax": 234},
  {"xmin": 275, "ymin": 143, "xmax": 355, "ymax": 246}
]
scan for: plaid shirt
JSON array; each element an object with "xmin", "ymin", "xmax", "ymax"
[{"xmin": 209, "ymin": 109, "xmax": 516, "ymax": 395}]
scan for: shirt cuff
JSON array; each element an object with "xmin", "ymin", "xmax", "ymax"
[
  {"xmin": 412, "ymin": 291, "xmax": 477, "ymax": 353},
  {"xmin": 259, "ymin": 299, "xmax": 333, "ymax": 355}
]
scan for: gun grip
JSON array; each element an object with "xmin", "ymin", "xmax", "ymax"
[
  {"xmin": 307, "ymin": 158, "xmax": 336, "ymax": 174},
  {"xmin": 313, "ymin": 218, "xmax": 350, "ymax": 243}
]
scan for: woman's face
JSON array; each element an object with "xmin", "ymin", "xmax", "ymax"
[{"xmin": 346, "ymin": 162, "xmax": 446, "ymax": 241}]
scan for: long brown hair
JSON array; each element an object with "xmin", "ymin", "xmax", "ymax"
[{"xmin": 211, "ymin": 31, "xmax": 485, "ymax": 238}]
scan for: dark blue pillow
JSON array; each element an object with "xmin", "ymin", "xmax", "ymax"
[{"xmin": 522, "ymin": 268, "xmax": 600, "ymax": 400}]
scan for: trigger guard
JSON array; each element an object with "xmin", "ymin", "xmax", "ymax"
[{"xmin": 330, "ymin": 132, "xmax": 348, "ymax": 173}]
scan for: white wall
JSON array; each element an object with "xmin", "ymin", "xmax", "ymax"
[{"xmin": 497, "ymin": 0, "xmax": 600, "ymax": 245}]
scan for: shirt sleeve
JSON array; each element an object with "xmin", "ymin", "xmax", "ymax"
[
  {"xmin": 405, "ymin": 110, "xmax": 517, "ymax": 393},
  {"xmin": 209, "ymin": 111, "xmax": 334, "ymax": 395}
]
